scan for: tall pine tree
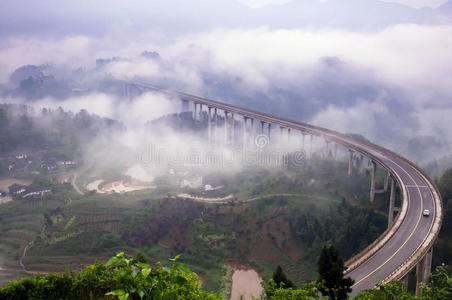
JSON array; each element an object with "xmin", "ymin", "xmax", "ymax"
[
  {"xmin": 272, "ymin": 265, "xmax": 294, "ymax": 289},
  {"xmin": 318, "ymin": 245, "xmax": 354, "ymax": 300}
]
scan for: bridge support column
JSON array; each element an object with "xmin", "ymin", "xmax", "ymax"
[
  {"xmin": 243, "ymin": 116, "xmax": 248, "ymax": 148},
  {"xmin": 224, "ymin": 111, "xmax": 228, "ymax": 145},
  {"xmin": 423, "ymin": 248, "xmax": 433, "ymax": 282},
  {"xmin": 358, "ymin": 154, "xmax": 364, "ymax": 174},
  {"xmin": 250, "ymin": 118, "xmax": 254, "ymax": 146},
  {"xmin": 242, "ymin": 117, "xmax": 254, "ymax": 148},
  {"xmin": 325, "ymin": 140, "xmax": 330, "ymax": 158},
  {"xmin": 194, "ymin": 103, "xmax": 198, "ymax": 121},
  {"xmin": 334, "ymin": 143, "xmax": 338, "ymax": 160},
  {"xmin": 388, "ymin": 178, "xmax": 396, "ymax": 226},
  {"xmin": 207, "ymin": 107, "xmax": 212, "ymax": 145},
  {"xmin": 370, "ymin": 161, "xmax": 376, "ymax": 202},
  {"xmin": 213, "ymin": 108, "xmax": 218, "ymax": 144},
  {"xmin": 231, "ymin": 113, "xmax": 235, "ymax": 147},
  {"xmin": 348, "ymin": 150, "xmax": 354, "ymax": 176},
  {"xmin": 301, "ymin": 132, "xmax": 305, "ymax": 150},
  {"xmin": 383, "ymin": 172, "xmax": 389, "ymax": 192},
  {"xmin": 181, "ymin": 99, "xmax": 189, "ymax": 112},
  {"xmin": 268, "ymin": 123, "xmax": 271, "ymax": 141},
  {"xmin": 310, "ymin": 135, "xmax": 313, "ymax": 158},
  {"xmin": 416, "ymin": 248, "xmax": 433, "ymax": 295},
  {"xmin": 401, "ymin": 273, "xmax": 409, "ymax": 291}
]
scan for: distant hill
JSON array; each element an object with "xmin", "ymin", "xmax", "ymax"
[
  {"xmin": 0, "ymin": 0, "xmax": 450, "ymax": 39},
  {"xmin": 438, "ymin": 0, "xmax": 452, "ymax": 14}
]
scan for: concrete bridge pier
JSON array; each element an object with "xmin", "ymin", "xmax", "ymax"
[
  {"xmin": 207, "ymin": 107, "xmax": 212, "ymax": 145},
  {"xmin": 181, "ymin": 99, "xmax": 190, "ymax": 112},
  {"xmin": 213, "ymin": 108, "xmax": 218, "ymax": 144},
  {"xmin": 260, "ymin": 121, "xmax": 271, "ymax": 145},
  {"xmin": 383, "ymin": 172, "xmax": 389, "ymax": 192},
  {"xmin": 195, "ymin": 103, "xmax": 203, "ymax": 121},
  {"xmin": 122, "ymin": 83, "xmax": 137, "ymax": 102},
  {"xmin": 267, "ymin": 123, "xmax": 272, "ymax": 141},
  {"xmin": 370, "ymin": 161, "xmax": 377, "ymax": 202},
  {"xmin": 301, "ymin": 132, "xmax": 306, "ymax": 150},
  {"xmin": 375, "ymin": 171, "xmax": 390, "ymax": 194},
  {"xmin": 416, "ymin": 248, "xmax": 433, "ymax": 296},
  {"xmin": 325, "ymin": 140, "xmax": 330, "ymax": 158},
  {"xmin": 334, "ymin": 143, "xmax": 338, "ymax": 160},
  {"xmin": 243, "ymin": 116, "xmax": 254, "ymax": 148},
  {"xmin": 242, "ymin": 116, "xmax": 248, "ymax": 148},
  {"xmin": 348, "ymin": 150, "xmax": 354, "ymax": 176},
  {"xmin": 401, "ymin": 273, "xmax": 409, "ymax": 291},
  {"xmin": 358, "ymin": 154, "xmax": 364, "ymax": 174},
  {"xmin": 388, "ymin": 178, "xmax": 396, "ymax": 225},
  {"xmin": 371, "ymin": 165, "xmax": 391, "ymax": 203},
  {"xmin": 250, "ymin": 118, "xmax": 255, "ymax": 146},
  {"xmin": 280, "ymin": 126, "xmax": 285, "ymax": 142},
  {"xmin": 224, "ymin": 111, "xmax": 229, "ymax": 145},
  {"xmin": 310, "ymin": 135, "xmax": 313, "ymax": 158},
  {"xmin": 231, "ymin": 113, "xmax": 235, "ymax": 147},
  {"xmin": 194, "ymin": 103, "xmax": 198, "ymax": 121}
]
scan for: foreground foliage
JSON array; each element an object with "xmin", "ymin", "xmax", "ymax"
[
  {"xmin": 263, "ymin": 264, "xmax": 452, "ymax": 299},
  {"xmin": 317, "ymin": 246, "xmax": 354, "ymax": 300},
  {"xmin": 1, "ymin": 252, "xmax": 451, "ymax": 299},
  {"xmin": 0, "ymin": 253, "xmax": 219, "ymax": 300}
]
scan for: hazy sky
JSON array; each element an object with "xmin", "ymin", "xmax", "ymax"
[
  {"xmin": 0, "ymin": 0, "xmax": 450, "ymax": 39},
  {"xmin": 376, "ymin": 0, "xmax": 448, "ymax": 8},
  {"xmin": 238, "ymin": 0, "xmax": 449, "ymax": 8}
]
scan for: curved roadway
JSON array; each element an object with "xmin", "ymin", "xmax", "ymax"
[{"xmin": 131, "ymin": 82, "xmax": 442, "ymax": 296}]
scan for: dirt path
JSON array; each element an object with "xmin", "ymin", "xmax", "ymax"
[
  {"xmin": 72, "ymin": 173, "xmax": 84, "ymax": 195},
  {"xmin": 245, "ymin": 193, "xmax": 339, "ymax": 203},
  {"xmin": 176, "ymin": 192, "xmax": 338, "ymax": 204},
  {"xmin": 177, "ymin": 193, "xmax": 234, "ymax": 202},
  {"xmin": 19, "ymin": 241, "xmax": 33, "ymax": 273}
]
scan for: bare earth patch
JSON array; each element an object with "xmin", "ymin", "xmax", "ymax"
[
  {"xmin": 86, "ymin": 179, "xmax": 154, "ymax": 194},
  {"xmin": 229, "ymin": 266, "xmax": 262, "ymax": 300}
]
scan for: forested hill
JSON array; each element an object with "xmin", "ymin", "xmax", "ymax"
[{"xmin": 0, "ymin": 104, "xmax": 123, "ymax": 152}]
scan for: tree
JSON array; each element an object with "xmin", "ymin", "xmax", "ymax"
[
  {"xmin": 272, "ymin": 265, "xmax": 294, "ymax": 289},
  {"xmin": 421, "ymin": 264, "xmax": 452, "ymax": 299},
  {"xmin": 438, "ymin": 168, "xmax": 452, "ymax": 206},
  {"xmin": 0, "ymin": 253, "xmax": 220, "ymax": 300},
  {"xmin": 354, "ymin": 281, "xmax": 415, "ymax": 300},
  {"xmin": 318, "ymin": 245, "xmax": 354, "ymax": 300}
]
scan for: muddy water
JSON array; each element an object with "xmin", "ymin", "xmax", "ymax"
[{"xmin": 230, "ymin": 268, "xmax": 262, "ymax": 300}]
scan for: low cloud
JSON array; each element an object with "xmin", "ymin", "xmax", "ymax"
[
  {"xmin": 1, "ymin": 24, "xmax": 452, "ymax": 163},
  {"xmin": 235, "ymin": 0, "xmax": 293, "ymax": 8}
]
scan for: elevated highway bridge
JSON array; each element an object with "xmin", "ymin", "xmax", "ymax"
[{"xmin": 124, "ymin": 81, "xmax": 442, "ymax": 296}]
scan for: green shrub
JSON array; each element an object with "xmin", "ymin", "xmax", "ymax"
[{"xmin": 0, "ymin": 253, "xmax": 220, "ymax": 300}]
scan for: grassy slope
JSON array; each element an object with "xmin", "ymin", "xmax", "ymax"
[{"xmin": 0, "ymin": 159, "xmax": 389, "ymax": 293}]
